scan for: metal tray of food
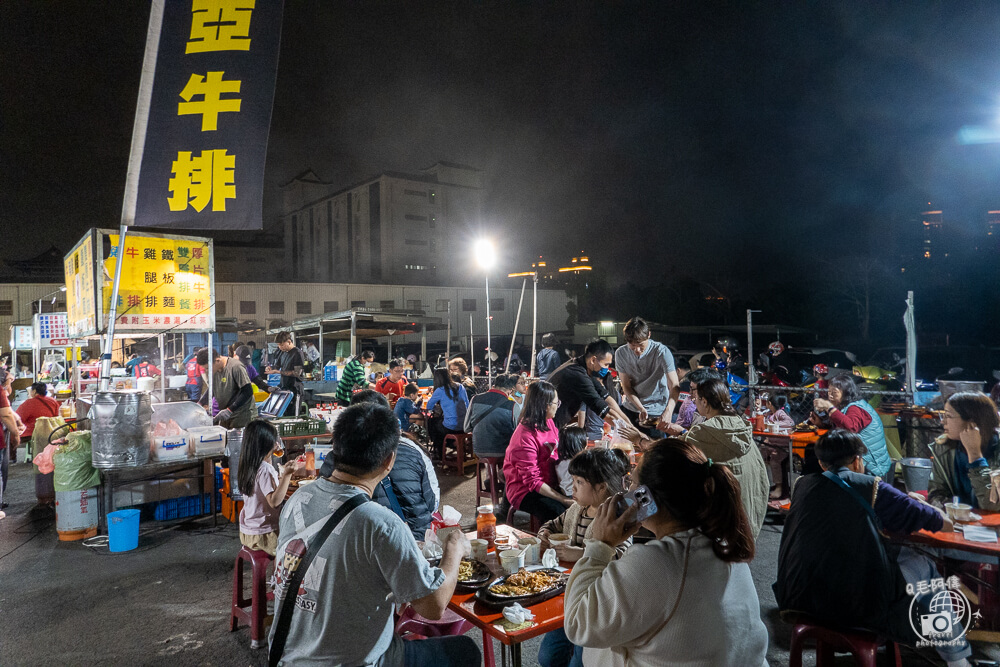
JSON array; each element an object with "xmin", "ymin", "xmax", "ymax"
[
  {"xmin": 474, "ymin": 568, "xmax": 567, "ymax": 609},
  {"xmin": 455, "ymin": 559, "xmax": 494, "ymax": 591}
]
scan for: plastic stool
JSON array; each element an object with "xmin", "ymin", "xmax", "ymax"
[
  {"xmin": 443, "ymin": 433, "xmax": 477, "ymax": 475},
  {"xmin": 476, "ymin": 457, "xmax": 503, "ymax": 507},
  {"xmin": 230, "ymin": 546, "xmax": 274, "ymax": 649},
  {"xmin": 395, "ymin": 606, "xmax": 496, "ymax": 667},
  {"xmin": 788, "ymin": 616, "xmax": 902, "ymax": 667},
  {"xmin": 506, "ymin": 504, "xmax": 542, "ymax": 534}
]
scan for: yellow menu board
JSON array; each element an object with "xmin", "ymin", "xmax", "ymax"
[
  {"xmin": 64, "ymin": 231, "xmax": 98, "ymax": 338},
  {"xmin": 102, "ymin": 231, "xmax": 215, "ymax": 332}
]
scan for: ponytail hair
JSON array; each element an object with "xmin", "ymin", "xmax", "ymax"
[{"xmin": 637, "ymin": 438, "xmax": 755, "ymax": 562}]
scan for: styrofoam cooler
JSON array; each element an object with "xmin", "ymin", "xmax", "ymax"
[
  {"xmin": 55, "ymin": 487, "xmax": 99, "ymax": 541},
  {"xmin": 188, "ymin": 426, "xmax": 227, "ymax": 456},
  {"xmin": 151, "ymin": 434, "xmax": 190, "ymax": 461}
]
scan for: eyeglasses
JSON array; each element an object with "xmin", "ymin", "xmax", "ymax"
[{"xmin": 550, "ymin": 400, "xmax": 562, "ymax": 408}]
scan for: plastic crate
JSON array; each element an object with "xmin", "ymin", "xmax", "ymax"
[
  {"xmin": 272, "ymin": 419, "xmax": 299, "ymax": 437},
  {"xmin": 153, "ymin": 493, "xmax": 213, "ymax": 521},
  {"xmin": 298, "ymin": 418, "xmax": 327, "ymax": 436}
]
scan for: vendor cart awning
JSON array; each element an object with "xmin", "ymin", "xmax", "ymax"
[{"xmin": 266, "ymin": 308, "xmax": 447, "ymax": 339}]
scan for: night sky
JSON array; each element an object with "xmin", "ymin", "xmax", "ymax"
[{"xmin": 4, "ymin": 1, "xmax": 1000, "ymax": 282}]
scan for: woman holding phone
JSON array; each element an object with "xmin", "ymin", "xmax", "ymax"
[{"xmin": 562, "ymin": 438, "xmax": 769, "ymax": 666}]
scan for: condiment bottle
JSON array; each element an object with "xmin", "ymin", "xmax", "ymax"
[{"xmin": 476, "ymin": 504, "xmax": 497, "ymax": 551}]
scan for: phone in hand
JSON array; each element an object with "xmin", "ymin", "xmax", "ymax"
[{"xmin": 616, "ymin": 485, "xmax": 658, "ymax": 523}]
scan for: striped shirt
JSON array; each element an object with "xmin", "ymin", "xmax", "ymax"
[{"xmin": 335, "ymin": 359, "xmax": 368, "ymax": 403}]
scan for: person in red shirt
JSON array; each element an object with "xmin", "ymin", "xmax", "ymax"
[
  {"xmin": 135, "ymin": 359, "xmax": 162, "ymax": 378},
  {"xmin": 0, "ymin": 367, "xmax": 25, "ymax": 515},
  {"xmin": 16, "ymin": 382, "xmax": 60, "ymax": 440},
  {"xmin": 374, "ymin": 359, "xmax": 408, "ymax": 405}
]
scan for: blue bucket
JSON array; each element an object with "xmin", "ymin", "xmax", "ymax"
[{"xmin": 107, "ymin": 509, "xmax": 140, "ymax": 552}]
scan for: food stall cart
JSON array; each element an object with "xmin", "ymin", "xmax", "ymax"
[{"xmin": 64, "ymin": 228, "xmax": 225, "ymax": 530}]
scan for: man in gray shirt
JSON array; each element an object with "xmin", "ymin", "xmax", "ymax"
[
  {"xmin": 269, "ymin": 403, "xmax": 479, "ymax": 667},
  {"xmin": 614, "ymin": 317, "xmax": 680, "ymax": 437}
]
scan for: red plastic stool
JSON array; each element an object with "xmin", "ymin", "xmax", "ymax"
[
  {"xmin": 230, "ymin": 546, "xmax": 274, "ymax": 649},
  {"xmin": 788, "ymin": 617, "xmax": 902, "ymax": 667},
  {"xmin": 443, "ymin": 433, "xmax": 477, "ymax": 475},
  {"xmin": 395, "ymin": 606, "xmax": 496, "ymax": 667},
  {"xmin": 476, "ymin": 457, "xmax": 503, "ymax": 507},
  {"xmin": 506, "ymin": 504, "xmax": 542, "ymax": 534}
]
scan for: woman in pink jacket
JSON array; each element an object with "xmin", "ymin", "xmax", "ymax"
[{"xmin": 503, "ymin": 381, "xmax": 573, "ymax": 523}]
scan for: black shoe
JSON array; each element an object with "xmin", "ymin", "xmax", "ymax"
[{"xmin": 0, "ymin": 503, "xmax": 8, "ymax": 510}]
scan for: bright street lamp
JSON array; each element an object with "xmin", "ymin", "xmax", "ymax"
[{"xmin": 474, "ymin": 240, "xmax": 496, "ymax": 387}]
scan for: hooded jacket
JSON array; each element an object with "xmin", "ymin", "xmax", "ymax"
[
  {"xmin": 682, "ymin": 414, "xmax": 770, "ymax": 539},
  {"xmin": 371, "ymin": 437, "xmax": 439, "ymax": 541}
]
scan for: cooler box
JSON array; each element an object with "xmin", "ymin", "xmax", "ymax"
[
  {"xmin": 151, "ymin": 434, "xmax": 190, "ymax": 462},
  {"xmin": 267, "ymin": 373, "xmax": 281, "ymax": 387},
  {"xmin": 187, "ymin": 426, "xmax": 227, "ymax": 456},
  {"xmin": 323, "ymin": 365, "xmax": 338, "ymax": 381}
]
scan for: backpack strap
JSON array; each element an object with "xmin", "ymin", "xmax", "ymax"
[{"xmin": 268, "ymin": 493, "xmax": 369, "ymax": 667}]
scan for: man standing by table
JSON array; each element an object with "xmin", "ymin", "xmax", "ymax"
[
  {"xmin": 335, "ymin": 350, "xmax": 375, "ymax": 407},
  {"xmin": 266, "ymin": 331, "xmax": 305, "ymax": 415},
  {"xmin": 197, "ymin": 348, "xmax": 257, "ymax": 428},
  {"xmin": 549, "ymin": 339, "xmax": 630, "ymax": 429},
  {"xmin": 615, "ymin": 317, "xmax": 680, "ymax": 437}
]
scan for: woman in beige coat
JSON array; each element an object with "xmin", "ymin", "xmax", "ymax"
[{"xmin": 563, "ymin": 438, "xmax": 769, "ymax": 666}]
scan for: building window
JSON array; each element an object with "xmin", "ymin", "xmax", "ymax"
[
  {"xmin": 323, "ymin": 300, "xmax": 339, "ymax": 313},
  {"xmin": 489, "ymin": 298, "xmax": 504, "ymax": 311},
  {"xmin": 216, "ymin": 301, "xmax": 226, "ymax": 316},
  {"xmin": 406, "ymin": 299, "xmax": 422, "ymax": 311},
  {"xmin": 462, "ymin": 299, "xmax": 476, "ymax": 312},
  {"xmin": 351, "ymin": 300, "xmax": 366, "ymax": 308},
  {"xmin": 404, "ymin": 189, "xmax": 427, "ymax": 198},
  {"xmin": 240, "ymin": 300, "xmax": 256, "ymax": 315},
  {"xmin": 0, "ymin": 300, "xmax": 12, "ymax": 316},
  {"xmin": 404, "ymin": 214, "xmax": 427, "ymax": 221},
  {"xmin": 404, "ymin": 239, "xmax": 428, "ymax": 246},
  {"xmin": 269, "ymin": 301, "xmax": 285, "ymax": 315},
  {"xmin": 380, "ymin": 300, "xmax": 395, "ymax": 310},
  {"xmin": 436, "ymin": 299, "xmax": 450, "ymax": 313},
  {"xmin": 296, "ymin": 301, "xmax": 311, "ymax": 315}
]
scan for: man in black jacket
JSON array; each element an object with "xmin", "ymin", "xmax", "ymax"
[
  {"xmin": 465, "ymin": 373, "xmax": 518, "ymax": 458},
  {"xmin": 548, "ymin": 339, "xmax": 630, "ymax": 429},
  {"xmin": 320, "ymin": 390, "xmax": 439, "ymax": 540}
]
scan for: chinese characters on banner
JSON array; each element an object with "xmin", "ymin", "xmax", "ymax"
[
  {"xmin": 102, "ymin": 232, "xmax": 216, "ymax": 332},
  {"xmin": 64, "ymin": 230, "xmax": 98, "ymax": 338},
  {"xmin": 133, "ymin": 0, "xmax": 283, "ymax": 230}
]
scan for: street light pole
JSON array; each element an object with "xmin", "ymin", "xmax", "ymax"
[{"xmin": 485, "ymin": 271, "xmax": 491, "ymax": 388}]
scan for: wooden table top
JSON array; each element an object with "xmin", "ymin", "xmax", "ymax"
[{"xmin": 448, "ymin": 525, "xmax": 568, "ymax": 646}]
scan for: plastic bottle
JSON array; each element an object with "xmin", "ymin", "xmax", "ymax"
[{"xmin": 477, "ymin": 504, "xmax": 497, "ymax": 551}]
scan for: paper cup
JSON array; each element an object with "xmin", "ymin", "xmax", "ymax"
[
  {"xmin": 548, "ymin": 533, "xmax": 571, "ymax": 548},
  {"xmin": 499, "ymin": 549, "xmax": 525, "ymax": 575},
  {"xmin": 469, "ymin": 539, "xmax": 489, "ymax": 562},
  {"xmin": 518, "ymin": 536, "xmax": 541, "ymax": 565},
  {"xmin": 945, "ymin": 503, "xmax": 973, "ymax": 522}
]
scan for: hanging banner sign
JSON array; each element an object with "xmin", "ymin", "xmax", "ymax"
[
  {"xmin": 132, "ymin": 0, "xmax": 284, "ymax": 230},
  {"xmin": 11, "ymin": 326, "xmax": 33, "ymax": 350},
  {"xmin": 102, "ymin": 230, "xmax": 216, "ymax": 333},
  {"xmin": 64, "ymin": 230, "xmax": 100, "ymax": 338}
]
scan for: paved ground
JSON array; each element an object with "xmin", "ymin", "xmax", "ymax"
[{"xmin": 2, "ymin": 448, "xmax": 998, "ymax": 666}]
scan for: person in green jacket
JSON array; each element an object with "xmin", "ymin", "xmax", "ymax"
[
  {"xmin": 928, "ymin": 391, "xmax": 1000, "ymax": 511},
  {"xmin": 334, "ymin": 350, "xmax": 375, "ymax": 406}
]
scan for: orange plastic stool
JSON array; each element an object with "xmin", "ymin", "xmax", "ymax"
[
  {"xmin": 443, "ymin": 433, "xmax": 477, "ymax": 475},
  {"xmin": 230, "ymin": 546, "xmax": 274, "ymax": 649}
]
